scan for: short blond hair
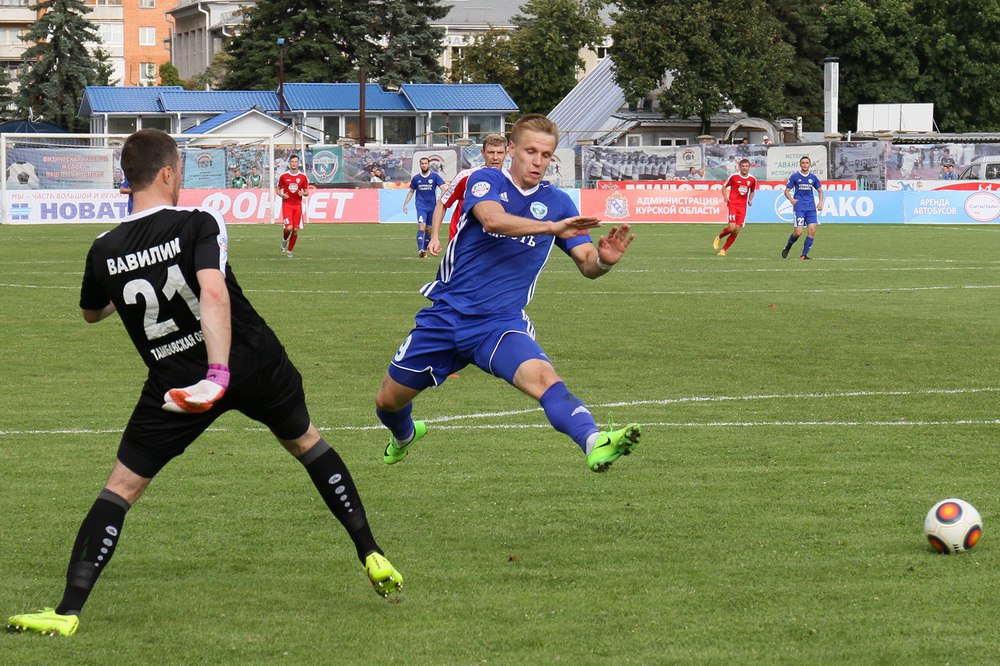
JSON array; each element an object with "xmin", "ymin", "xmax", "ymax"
[{"xmin": 510, "ymin": 114, "xmax": 559, "ymax": 145}]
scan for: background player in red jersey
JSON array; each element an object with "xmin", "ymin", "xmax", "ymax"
[
  {"xmin": 426, "ymin": 134, "xmax": 507, "ymax": 256},
  {"xmin": 277, "ymin": 155, "xmax": 309, "ymax": 257},
  {"xmin": 713, "ymin": 158, "xmax": 756, "ymax": 256}
]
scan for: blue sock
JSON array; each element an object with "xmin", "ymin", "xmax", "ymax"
[
  {"xmin": 802, "ymin": 237, "xmax": 814, "ymax": 256},
  {"xmin": 416, "ymin": 229, "xmax": 425, "ymax": 251},
  {"xmin": 376, "ymin": 403, "xmax": 415, "ymax": 443},
  {"xmin": 540, "ymin": 382, "xmax": 599, "ymax": 452},
  {"xmin": 785, "ymin": 234, "xmax": 799, "ymax": 250}
]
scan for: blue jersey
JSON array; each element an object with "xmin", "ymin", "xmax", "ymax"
[
  {"xmin": 420, "ymin": 168, "xmax": 590, "ymax": 315},
  {"xmin": 409, "ymin": 171, "xmax": 445, "ymax": 211},
  {"xmin": 786, "ymin": 171, "xmax": 822, "ymax": 210}
]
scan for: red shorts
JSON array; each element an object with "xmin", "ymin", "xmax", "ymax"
[
  {"xmin": 283, "ymin": 204, "xmax": 303, "ymax": 229},
  {"xmin": 727, "ymin": 205, "xmax": 747, "ymax": 227}
]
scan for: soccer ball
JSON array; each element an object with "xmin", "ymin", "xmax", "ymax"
[{"xmin": 924, "ymin": 498, "xmax": 982, "ymax": 554}]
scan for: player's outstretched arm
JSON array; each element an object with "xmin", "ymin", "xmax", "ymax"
[
  {"xmin": 570, "ymin": 223, "xmax": 636, "ymax": 279},
  {"xmin": 163, "ymin": 269, "xmax": 231, "ymax": 414}
]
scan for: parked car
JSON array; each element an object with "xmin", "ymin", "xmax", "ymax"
[{"xmin": 959, "ymin": 157, "xmax": 1000, "ymax": 180}]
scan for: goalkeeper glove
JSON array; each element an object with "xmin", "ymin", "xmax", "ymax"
[{"xmin": 163, "ymin": 364, "xmax": 230, "ymax": 414}]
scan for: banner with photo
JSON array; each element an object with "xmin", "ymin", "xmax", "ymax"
[
  {"xmin": 582, "ymin": 145, "xmax": 703, "ymax": 183},
  {"xmin": 764, "ymin": 145, "xmax": 829, "ymax": 181},
  {"xmin": 703, "ymin": 143, "xmax": 768, "ymax": 180},
  {"xmin": 884, "ymin": 143, "xmax": 1000, "ymax": 180},
  {"xmin": 831, "ymin": 141, "xmax": 884, "ymax": 179},
  {"xmin": 6, "ymin": 147, "xmax": 114, "ymax": 189},
  {"xmin": 181, "ymin": 148, "xmax": 226, "ymax": 189}
]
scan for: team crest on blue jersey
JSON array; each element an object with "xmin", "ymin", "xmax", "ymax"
[
  {"xmin": 471, "ymin": 181, "xmax": 491, "ymax": 198},
  {"xmin": 530, "ymin": 202, "xmax": 548, "ymax": 219}
]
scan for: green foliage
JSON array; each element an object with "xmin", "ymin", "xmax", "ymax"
[
  {"xmin": 346, "ymin": 0, "xmax": 448, "ymax": 87},
  {"xmin": 17, "ymin": 0, "xmax": 104, "ymax": 131},
  {"xmin": 92, "ymin": 48, "xmax": 119, "ymax": 87},
  {"xmin": 506, "ymin": 0, "xmax": 607, "ymax": 115},
  {"xmin": 188, "ymin": 52, "xmax": 235, "ymax": 91},
  {"xmin": 1, "ymin": 222, "xmax": 999, "ymax": 662},
  {"xmin": 612, "ymin": 0, "xmax": 794, "ymax": 133},
  {"xmin": 909, "ymin": 0, "xmax": 1000, "ymax": 131},
  {"xmin": 0, "ymin": 67, "xmax": 15, "ymax": 121},
  {"xmin": 225, "ymin": 0, "xmax": 447, "ymax": 90},
  {"xmin": 158, "ymin": 62, "xmax": 185, "ymax": 88},
  {"xmin": 449, "ymin": 27, "xmax": 518, "ymax": 85},
  {"xmin": 224, "ymin": 0, "xmax": 356, "ymax": 90},
  {"xmin": 767, "ymin": 0, "xmax": 828, "ymax": 130}
]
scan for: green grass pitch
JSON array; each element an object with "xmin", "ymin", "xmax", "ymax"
[{"xmin": 1, "ymin": 221, "xmax": 998, "ymax": 664}]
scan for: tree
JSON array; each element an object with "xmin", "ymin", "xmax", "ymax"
[
  {"xmin": 611, "ymin": 0, "xmax": 794, "ymax": 134},
  {"xmin": 449, "ymin": 27, "xmax": 517, "ymax": 86},
  {"xmin": 225, "ymin": 0, "xmax": 356, "ymax": 90},
  {"xmin": 0, "ymin": 67, "xmax": 15, "ymax": 121},
  {"xmin": 346, "ymin": 0, "xmax": 448, "ymax": 87},
  {"xmin": 766, "ymin": 0, "xmax": 828, "ymax": 131},
  {"xmin": 505, "ymin": 0, "xmax": 606, "ymax": 115},
  {"xmin": 225, "ymin": 0, "xmax": 448, "ymax": 90},
  {"xmin": 822, "ymin": 0, "xmax": 921, "ymax": 131},
  {"xmin": 17, "ymin": 0, "xmax": 105, "ymax": 131},
  {"xmin": 909, "ymin": 0, "xmax": 1000, "ymax": 131},
  {"xmin": 93, "ymin": 47, "xmax": 119, "ymax": 86},
  {"xmin": 158, "ymin": 62, "xmax": 185, "ymax": 87}
]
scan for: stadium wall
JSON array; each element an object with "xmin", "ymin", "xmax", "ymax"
[{"xmin": 5, "ymin": 186, "xmax": 1000, "ymax": 225}]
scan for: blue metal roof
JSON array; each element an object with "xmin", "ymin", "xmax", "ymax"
[
  {"xmin": 158, "ymin": 90, "xmax": 281, "ymax": 113},
  {"xmin": 80, "ymin": 86, "xmax": 184, "ymax": 115},
  {"xmin": 283, "ymin": 83, "xmax": 411, "ymax": 111},
  {"xmin": 80, "ymin": 83, "xmax": 517, "ymax": 118},
  {"xmin": 400, "ymin": 83, "xmax": 517, "ymax": 111},
  {"xmin": 182, "ymin": 109, "xmax": 255, "ymax": 134}
]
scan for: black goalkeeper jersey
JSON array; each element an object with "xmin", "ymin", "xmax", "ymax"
[{"xmin": 80, "ymin": 205, "xmax": 281, "ymax": 384}]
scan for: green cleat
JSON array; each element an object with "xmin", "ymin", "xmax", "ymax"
[
  {"xmin": 7, "ymin": 608, "xmax": 79, "ymax": 636},
  {"xmin": 587, "ymin": 424, "xmax": 641, "ymax": 472},
  {"xmin": 365, "ymin": 552, "xmax": 404, "ymax": 598},
  {"xmin": 383, "ymin": 420, "xmax": 426, "ymax": 464}
]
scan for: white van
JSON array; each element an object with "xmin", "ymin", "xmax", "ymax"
[{"xmin": 959, "ymin": 157, "xmax": 1000, "ymax": 180}]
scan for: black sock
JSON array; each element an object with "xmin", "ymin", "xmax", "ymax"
[
  {"xmin": 299, "ymin": 439, "xmax": 380, "ymax": 562},
  {"xmin": 56, "ymin": 489, "xmax": 131, "ymax": 615}
]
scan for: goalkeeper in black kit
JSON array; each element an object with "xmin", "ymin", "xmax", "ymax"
[{"xmin": 8, "ymin": 129, "xmax": 402, "ymax": 638}]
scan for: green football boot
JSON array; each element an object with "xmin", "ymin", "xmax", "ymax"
[
  {"xmin": 364, "ymin": 552, "xmax": 404, "ymax": 598},
  {"xmin": 586, "ymin": 424, "xmax": 641, "ymax": 472},
  {"xmin": 7, "ymin": 608, "xmax": 79, "ymax": 636},
  {"xmin": 383, "ymin": 420, "xmax": 427, "ymax": 465}
]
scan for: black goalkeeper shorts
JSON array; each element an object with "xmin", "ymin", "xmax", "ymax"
[{"xmin": 116, "ymin": 348, "xmax": 311, "ymax": 478}]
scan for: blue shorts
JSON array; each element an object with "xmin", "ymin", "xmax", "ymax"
[
  {"xmin": 794, "ymin": 209, "xmax": 819, "ymax": 227},
  {"xmin": 416, "ymin": 206, "xmax": 434, "ymax": 226},
  {"xmin": 388, "ymin": 302, "xmax": 550, "ymax": 390}
]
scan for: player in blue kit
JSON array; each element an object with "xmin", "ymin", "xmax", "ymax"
[
  {"xmin": 375, "ymin": 114, "xmax": 641, "ymax": 473},
  {"xmin": 781, "ymin": 156, "xmax": 824, "ymax": 260},
  {"xmin": 403, "ymin": 157, "xmax": 446, "ymax": 257}
]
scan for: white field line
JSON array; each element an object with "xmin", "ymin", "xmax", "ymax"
[{"xmin": 2, "ymin": 387, "xmax": 997, "ymax": 437}]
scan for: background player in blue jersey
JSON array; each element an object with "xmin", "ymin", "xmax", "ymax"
[
  {"xmin": 781, "ymin": 156, "xmax": 824, "ymax": 260},
  {"xmin": 403, "ymin": 157, "xmax": 446, "ymax": 258},
  {"xmin": 374, "ymin": 114, "xmax": 641, "ymax": 474}
]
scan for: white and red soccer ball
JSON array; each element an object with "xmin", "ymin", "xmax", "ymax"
[{"xmin": 924, "ymin": 498, "xmax": 982, "ymax": 554}]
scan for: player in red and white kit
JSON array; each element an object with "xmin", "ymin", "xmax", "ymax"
[
  {"xmin": 713, "ymin": 158, "xmax": 756, "ymax": 256},
  {"xmin": 426, "ymin": 134, "xmax": 507, "ymax": 257},
  {"xmin": 278, "ymin": 155, "xmax": 309, "ymax": 257}
]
